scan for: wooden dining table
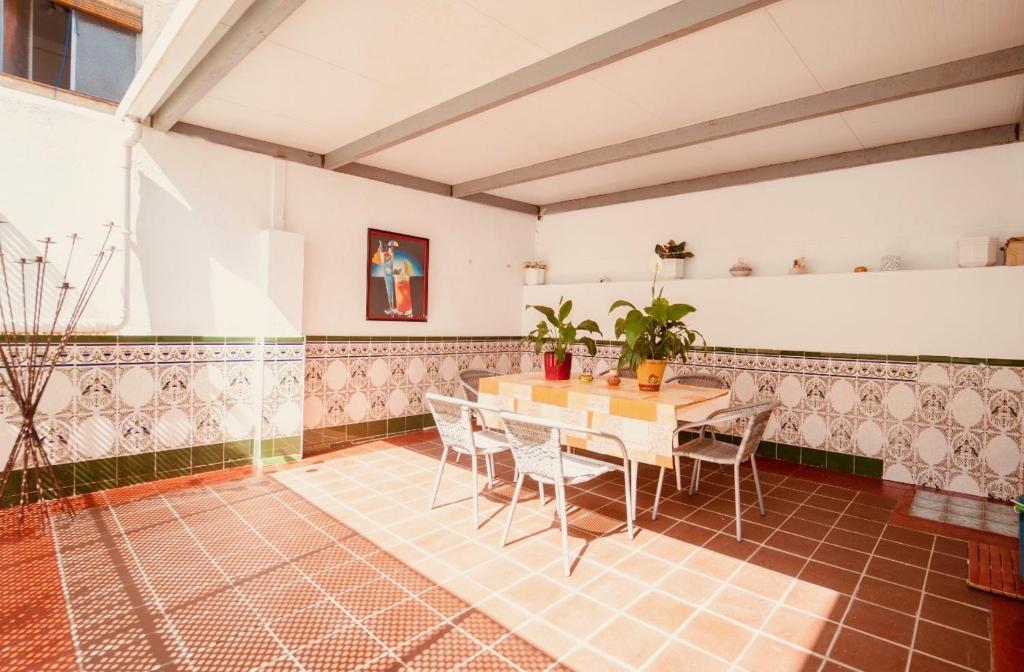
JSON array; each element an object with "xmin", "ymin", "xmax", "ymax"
[{"xmin": 477, "ymin": 372, "xmax": 730, "ymax": 518}]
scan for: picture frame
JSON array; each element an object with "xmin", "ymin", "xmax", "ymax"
[{"xmin": 366, "ymin": 228, "xmax": 429, "ymax": 322}]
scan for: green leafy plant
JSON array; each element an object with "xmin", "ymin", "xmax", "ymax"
[
  {"xmin": 524, "ymin": 297, "xmax": 601, "ymax": 364},
  {"xmin": 654, "ymin": 240, "xmax": 694, "ymax": 260},
  {"xmin": 609, "ymin": 276, "xmax": 705, "ymax": 370}
]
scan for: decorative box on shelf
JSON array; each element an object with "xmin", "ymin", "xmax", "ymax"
[
  {"xmin": 958, "ymin": 237, "xmax": 999, "ymax": 268},
  {"xmin": 659, "ymin": 257, "xmax": 687, "ymax": 279},
  {"xmin": 524, "ymin": 267, "xmax": 546, "ymax": 285}
]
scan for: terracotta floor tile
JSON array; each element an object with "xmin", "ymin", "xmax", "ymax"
[
  {"xmin": 764, "ymin": 531, "xmax": 820, "ymax": 557},
  {"xmin": 679, "ymin": 611, "xmax": 754, "ymax": 662},
  {"xmin": 646, "ymin": 640, "xmax": 730, "ymax": 671},
  {"xmin": 853, "ymin": 575, "xmax": 923, "ymax": 615},
  {"xmin": 764, "ymin": 606, "xmax": 838, "ymax": 655},
  {"xmin": 501, "ymin": 620, "xmax": 571, "ymax": 668},
  {"xmin": 908, "ymin": 651, "xmax": 972, "ymax": 672},
  {"xmin": 626, "ymin": 590, "xmax": 695, "ymax": 634},
  {"xmin": 823, "ymin": 527, "xmax": 878, "ymax": 554},
  {"xmin": 798, "ymin": 561, "xmax": 860, "ymax": 595},
  {"xmin": 784, "ymin": 582, "xmax": 849, "ymax": 622},
  {"xmin": 685, "ymin": 547, "xmax": 744, "ymax": 581},
  {"xmin": 811, "ymin": 542, "xmax": 870, "ymax": 574},
  {"xmin": 780, "ymin": 517, "xmax": 831, "ymax": 541},
  {"xmin": 874, "ymin": 539, "xmax": 932, "ymax": 568},
  {"xmin": 539, "ymin": 593, "xmax": 617, "ymax": 639},
  {"xmin": 657, "ymin": 567, "xmax": 721, "ymax": 605},
  {"xmin": 729, "ymin": 560, "xmax": 795, "ymax": 601},
  {"xmin": 865, "ymin": 556, "xmax": 927, "ymax": 589},
  {"xmin": 933, "ymin": 537, "xmax": 968, "ymax": 558},
  {"xmin": 590, "ymin": 615, "xmax": 666, "ymax": 668},
  {"xmin": 913, "ymin": 621, "xmax": 992, "ymax": 671},
  {"xmin": 363, "ymin": 598, "xmax": 443, "ymax": 648},
  {"xmin": 292, "ymin": 624, "xmax": 387, "ymax": 671},
  {"xmin": 924, "ymin": 571, "xmax": 991, "ymax": 609},
  {"xmin": 501, "ymin": 575, "xmax": 569, "ymax": 614},
  {"xmin": 883, "ymin": 526, "xmax": 935, "ymax": 550},
  {"xmin": 707, "ymin": 586, "xmax": 774, "ymax": 628},
  {"xmin": 928, "ymin": 551, "xmax": 967, "ymax": 579},
  {"xmin": 740, "ymin": 635, "xmax": 823, "ymax": 672},
  {"xmin": 560, "ymin": 645, "xmax": 631, "ymax": 672},
  {"xmin": 395, "ymin": 623, "xmax": 484, "ymax": 670},
  {"xmin": 919, "ymin": 594, "xmax": 989, "ymax": 638},
  {"xmin": 842, "ymin": 599, "xmax": 916, "ymax": 646},
  {"xmin": 829, "ymin": 627, "xmax": 909, "ymax": 672}
]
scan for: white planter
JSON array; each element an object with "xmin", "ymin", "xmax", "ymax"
[
  {"xmin": 958, "ymin": 237, "xmax": 999, "ymax": 268},
  {"xmin": 524, "ymin": 268, "xmax": 546, "ymax": 285},
  {"xmin": 659, "ymin": 258, "xmax": 687, "ymax": 279}
]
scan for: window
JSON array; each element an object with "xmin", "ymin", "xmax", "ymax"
[{"xmin": 0, "ymin": 0, "xmax": 138, "ymax": 102}]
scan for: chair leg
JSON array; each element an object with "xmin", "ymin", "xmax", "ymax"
[
  {"xmin": 538, "ymin": 482, "xmax": 546, "ymax": 505},
  {"xmin": 652, "ymin": 466, "xmax": 665, "ymax": 521},
  {"xmin": 750, "ymin": 455, "xmax": 766, "ymax": 516},
  {"xmin": 689, "ymin": 459, "xmax": 701, "ymax": 495},
  {"xmin": 622, "ymin": 465, "xmax": 634, "ymax": 540},
  {"xmin": 501, "ymin": 473, "xmax": 525, "ymax": 546},
  {"xmin": 674, "ymin": 455, "xmax": 682, "ymax": 491},
  {"xmin": 630, "ymin": 460, "xmax": 640, "ymax": 522},
  {"xmin": 455, "ymin": 452, "xmax": 461, "ymax": 463},
  {"xmin": 429, "ymin": 446, "xmax": 449, "ymax": 509},
  {"xmin": 555, "ymin": 483, "xmax": 571, "ymax": 576},
  {"xmin": 470, "ymin": 453, "xmax": 479, "ymax": 530},
  {"xmin": 733, "ymin": 461, "xmax": 743, "ymax": 541},
  {"xmin": 485, "ymin": 453, "xmax": 495, "ymax": 488}
]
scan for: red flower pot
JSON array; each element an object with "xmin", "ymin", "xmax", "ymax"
[{"xmin": 543, "ymin": 352, "xmax": 572, "ymax": 380}]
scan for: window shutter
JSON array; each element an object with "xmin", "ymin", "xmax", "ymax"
[{"xmin": 52, "ymin": 0, "xmax": 141, "ymax": 33}]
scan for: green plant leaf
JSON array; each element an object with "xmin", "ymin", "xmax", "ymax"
[
  {"xmin": 576, "ymin": 319, "xmax": 601, "ymax": 334},
  {"xmin": 608, "ymin": 299, "xmax": 636, "ymax": 314},
  {"xmin": 526, "ymin": 304, "xmax": 557, "ymax": 325},
  {"xmin": 579, "ymin": 337, "xmax": 597, "ymax": 356},
  {"xmin": 666, "ymin": 303, "xmax": 696, "ymax": 321},
  {"xmin": 557, "ymin": 299, "xmax": 573, "ymax": 322}
]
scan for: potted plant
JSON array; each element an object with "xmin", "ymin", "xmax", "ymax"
[
  {"xmin": 609, "ymin": 274, "xmax": 705, "ymax": 391},
  {"xmin": 654, "ymin": 240, "xmax": 694, "ymax": 279},
  {"xmin": 524, "ymin": 297, "xmax": 601, "ymax": 380},
  {"xmin": 523, "ymin": 261, "xmax": 547, "ymax": 285}
]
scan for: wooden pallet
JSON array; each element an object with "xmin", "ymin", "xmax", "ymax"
[{"xmin": 967, "ymin": 541, "xmax": 1024, "ymax": 600}]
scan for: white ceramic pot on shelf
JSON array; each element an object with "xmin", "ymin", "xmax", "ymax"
[
  {"xmin": 659, "ymin": 258, "xmax": 686, "ymax": 279},
  {"xmin": 958, "ymin": 237, "xmax": 999, "ymax": 268},
  {"xmin": 524, "ymin": 268, "xmax": 546, "ymax": 285}
]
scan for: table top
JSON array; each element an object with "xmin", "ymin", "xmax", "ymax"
[{"xmin": 479, "ymin": 372, "xmax": 728, "ymax": 422}]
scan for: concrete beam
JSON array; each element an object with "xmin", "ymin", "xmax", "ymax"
[
  {"xmin": 151, "ymin": 0, "xmax": 306, "ymax": 131},
  {"xmin": 323, "ymin": 0, "xmax": 776, "ymax": 170},
  {"xmin": 539, "ymin": 125, "xmax": 1018, "ymax": 215},
  {"xmin": 455, "ymin": 46, "xmax": 1024, "ymax": 197}
]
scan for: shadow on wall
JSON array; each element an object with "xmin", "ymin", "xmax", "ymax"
[{"xmin": 133, "ymin": 131, "xmax": 271, "ymax": 335}]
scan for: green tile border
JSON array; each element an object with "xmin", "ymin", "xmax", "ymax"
[{"xmin": 0, "ymin": 435, "xmax": 303, "ymax": 509}]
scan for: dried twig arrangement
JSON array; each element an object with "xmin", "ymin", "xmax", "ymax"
[{"xmin": 0, "ymin": 223, "xmax": 117, "ymax": 524}]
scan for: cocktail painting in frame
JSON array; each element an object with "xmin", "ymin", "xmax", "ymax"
[{"xmin": 366, "ymin": 228, "xmax": 429, "ymax": 322}]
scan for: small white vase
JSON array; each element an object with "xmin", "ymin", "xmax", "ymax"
[
  {"xmin": 659, "ymin": 258, "xmax": 686, "ymax": 279},
  {"xmin": 524, "ymin": 268, "xmax": 546, "ymax": 285}
]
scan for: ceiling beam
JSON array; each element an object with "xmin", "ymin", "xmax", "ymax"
[
  {"xmin": 539, "ymin": 125, "xmax": 1018, "ymax": 215},
  {"xmin": 454, "ymin": 45, "xmax": 1024, "ymax": 197},
  {"xmin": 169, "ymin": 123, "xmax": 540, "ymax": 217},
  {"xmin": 151, "ymin": 0, "xmax": 306, "ymax": 132},
  {"xmin": 322, "ymin": 0, "xmax": 776, "ymax": 170},
  {"xmin": 452, "ymin": 44, "xmax": 1024, "ymax": 196}
]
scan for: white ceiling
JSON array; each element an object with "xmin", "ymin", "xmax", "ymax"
[{"xmin": 180, "ymin": 0, "xmax": 1024, "ymax": 207}]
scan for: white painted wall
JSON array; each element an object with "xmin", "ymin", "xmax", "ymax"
[
  {"xmin": 530, "ymin": 143, "xmax": 1024, "ymax": 357},
  {"xmin": 522, "ymin": 267, "xmax": 1024, "ymax": 359},
  {"xmin": 0, "ymin": 86, "xmax": 534, "ymax": 337},
  {"xmin": 537, "ymin": 142, "xmax": 1024, "ymax": 283},
  {"xmin": 287, "ymin": 163, "xmax": 535, "ymax": 336}
]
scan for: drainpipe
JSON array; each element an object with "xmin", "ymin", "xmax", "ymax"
[{"xmin": 83, "ymin": 115, "xmax": 142, "ymax": 333}]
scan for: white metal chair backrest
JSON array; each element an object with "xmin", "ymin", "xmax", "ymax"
[
  {"xmin": 731, "ymin": 400, "xmax": 780, "ymax": 461},
  {"xmin": 499, "ymin": 413, "xmax": 567, "ymax": 483},
  {"xmin": 458, "ymin": 369, "xmax": 499, "ymax": 402},
  {"xmin": 425, "ymin": 393, "xmax": 492, "ymax": 456}
]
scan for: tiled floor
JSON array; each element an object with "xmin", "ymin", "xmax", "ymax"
[{"xmin": 2, "ymin": 430, "xmax": 1022, "ymax": 672}]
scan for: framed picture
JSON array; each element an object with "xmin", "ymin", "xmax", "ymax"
[{"xmin": 366, "ymin": 228, "xmax": 429, "ymax": 322}]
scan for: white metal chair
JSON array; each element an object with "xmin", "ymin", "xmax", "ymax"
[
  {"xmin": 426, "ymin": 393, "xmax": 511, "ymax": 529},
  {"xmin": 458, "ymin": 369, "xmax": 499, "ymax": 402},
  {"xmin": 666, "ymin": 374, "xmax": 729, "ymax": 491},
  {"xmin": 499, "ymin": 412, "xmax": 634, "ymax": 576},
  {"xmin": 651, "ymin": 401, "xmax": 779, "ymax": 541}
]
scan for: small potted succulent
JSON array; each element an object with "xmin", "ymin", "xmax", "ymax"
[
  {"xmin": 523, "ymin": 261, "xmax": 547, "ymax": 285},
  {"xmin": 524, "ymin": 297, "xmax": 601, "ymax": 380},
  {"xmin": 609, "ymin": 274, "xmax": 705, "ymax": 391},
  {"xmin": 654, "ymin": 240, "xmax": 694, "ymax": 279}
]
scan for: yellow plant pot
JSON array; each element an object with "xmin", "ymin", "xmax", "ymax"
[{"xmin": 637, "ymin": 359, "xmax": 667, "ymax": 391}]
